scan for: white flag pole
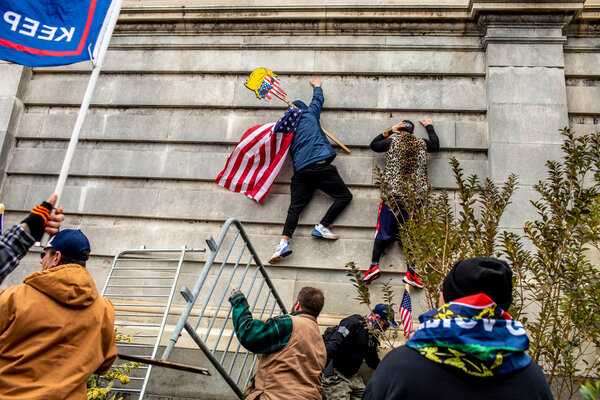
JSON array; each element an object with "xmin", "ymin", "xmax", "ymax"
[{"xmin": 53, "ymin": 0, "xmax": 123, "ymax": 204}]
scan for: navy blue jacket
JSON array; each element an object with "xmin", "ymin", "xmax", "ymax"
[
  {"xmin": 364, "ymin": 346, "xmax": 553, "ymax": 400},
  {"xmin": 324, "ymin": 314, "xmax": 380, "ymax": 378},
  {"xmin": 290, "ymin": 87, "xmax": 336, "ymax": 172}
]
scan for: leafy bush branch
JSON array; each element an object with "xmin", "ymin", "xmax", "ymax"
[
  {"xmin": 375, "ymin": 156, "xmax": 518, "ymax": 308},
  {"xmin": 87, "ymin": 331, "xmax": 141, "ymax": 400},
  {"xmin": 501, "ymin": 129, "xmax": 600, "ymax": 398},
  {"xmin": 350, "ymin": 129, "xmax": 599, "ymax": 398}
]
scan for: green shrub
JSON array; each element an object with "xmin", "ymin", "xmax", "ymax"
[
  {"xmin": 350, "ymin": 129, "xmax": 599, "ymax": 399},
  {"xmin": 501, "ymin": 129, "xmax": 600, "ymax": 398}
]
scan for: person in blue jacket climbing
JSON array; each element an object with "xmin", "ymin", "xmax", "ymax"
[{"xmin": 269, "ymin": 77, "xmax": 352, "ymax": 264}]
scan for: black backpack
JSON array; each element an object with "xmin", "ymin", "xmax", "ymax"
[{"xmin": 322, "ymin": 325, "xmax": 337, "ymax": 342}]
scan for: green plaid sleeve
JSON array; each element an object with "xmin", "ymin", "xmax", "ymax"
[{"xmin": 229, "ymin": 291, "xmax": 292, "ymax": 354}]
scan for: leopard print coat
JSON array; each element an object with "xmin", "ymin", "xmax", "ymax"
[{"xmin": 382, "ymin": 131, "xmax": 430, "ymax": 208}]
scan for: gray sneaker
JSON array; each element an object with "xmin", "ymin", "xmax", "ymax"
[
  {"xmin": 311, "ymin": 224, "xmax": 339, "ymax": 240},
  {"xmin": 269, "ymin": 241, "xmax": 292, "ymax": 264}
]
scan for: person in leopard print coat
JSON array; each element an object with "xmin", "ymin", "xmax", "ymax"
[{"xmin": 362, "ymin": 119, "xmax": 440, "ymax": 288}]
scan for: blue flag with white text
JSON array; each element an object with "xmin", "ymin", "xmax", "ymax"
[{"xmin": 0, "ymin": 0, "xmax": 113, "ymax": 67}]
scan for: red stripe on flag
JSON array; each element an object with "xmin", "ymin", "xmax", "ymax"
[
  {"xmin": 219, "ymin": 124, "xmax": 272, "ymax": 188},
  {"xmin": 245, "ymin": 139, "xmax": 267, "ymax": 193},
  {"xmin": 265, "ymin": 76, "xmax": 287, "ymax": 99},
  {"xmin": 271, "ymin": 88, "xmax": 287, "ymax": 99},
  {"xmin": 270, "ymin": 131, "xmax": 277, "ymax": 161},
  {"xmin": 247, "ymin": 133, "xmax": 273, "ymax": 198},
  {"xmin": 235, "ymin": 154, "xmax": 256, "ymax": 192},
  {"xmin": 216, "ymin": 122, "xmax": 293, "ymax": 203},
  {"xmin": 271, "ymin": 86, "xmax": 287, "ymax": 98},
  {"xmin": 217, "ymin": 123, "xmax": 293, "ymax": 203},
  {"xmin": 225, "ymin": 132, "xmax": 265, "ymax": 188},
  {"xmin": 238, "ymin": 129, "xmax": 274, "ymax": 193},
  {"xmin": 215, "ymin": 124, "xmax": 264, "ymax": 185},
  {"xmin": 250, "ymin": 132, "xmax": 294, "ymax": 203}
]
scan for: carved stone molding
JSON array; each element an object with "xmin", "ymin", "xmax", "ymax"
[
  {"xmin": 114, "ymin": 1, "xmax": 598, "ymax": 37},
  {"xmin": 469, "ymin": 0, "xmax": 585, "ymax": 18}
]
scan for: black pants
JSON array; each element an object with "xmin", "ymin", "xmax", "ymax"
[{"xmin": 282, "ymin": 163, "xmax": 353, "ymax": 238}]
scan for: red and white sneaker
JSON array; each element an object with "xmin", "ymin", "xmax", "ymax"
[
  {"xmin": 403, "ymin": 270, "xmax": 424, "ymax": 289},
  {"xmin": 362, "ymin": 264, "xmax": 381, "ymax": 285}
]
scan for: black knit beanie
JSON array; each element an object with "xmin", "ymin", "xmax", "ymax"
[
  {"xmin": 442, "ymin": 257, "xmax": 513, "ymax": 310},
  {"xmin": 401, "ymin": 120, "xmax": 415, "ymax": 133}
]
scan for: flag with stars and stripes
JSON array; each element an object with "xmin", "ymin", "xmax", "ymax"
[
  {"xmin": 263, "ymin": 76, "xmax": 288, "ymax": 102},
  {"xmin": 399, "ymin": 289, "xmax": 413, "ymax": 339},
  {"xmin": 216, "ymin": 108, "xmax": 302, "ymax": 203}
]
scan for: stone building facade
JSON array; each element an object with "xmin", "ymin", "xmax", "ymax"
[{"xmin": 0, "ymin": 1, "xmax": 598, "ymax": 397}]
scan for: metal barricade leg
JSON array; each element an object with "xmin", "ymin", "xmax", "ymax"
[
  {"xmin": 137, "ymin": 247, "xmax": 188, "ymax": 399},
  {"xmin": 204, "ymin": 245, "xmax": 247, "ymax": 344},
  {"xmin": 214, "ymin": 254, "xmax": 254, "ymax": 357},
  {"xmin": 161, "ymin": 225, "xmax": 237, "ymax": 360},
  {"xmin": 157, "ymin": 218, "xmax": 288, "ymax": 400}
]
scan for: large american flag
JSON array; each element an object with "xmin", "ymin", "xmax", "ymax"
[
  {"xmin": 215, "ymin": 108, "xmax": 301, "ymax": 203},
  {"xmin": 399, "ymin": 289, "xmax": 413, "ymax": 338}
]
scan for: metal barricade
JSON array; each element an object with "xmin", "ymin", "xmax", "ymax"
[
  {"xmin": 101, "ymin": 246, "xmax": 206, "ymax": 399},
  {"xmin": 161, "ymin": 218, "xmax": 288, "ymax": 399}
]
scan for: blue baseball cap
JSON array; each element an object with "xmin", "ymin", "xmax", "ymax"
[
  {"xmin": 373, "ymin": 303, "xmax": 398, "ymax": 328},
  {"xmin": 45, "ymin": 229, "xmax": 91, "ymax": 262}
]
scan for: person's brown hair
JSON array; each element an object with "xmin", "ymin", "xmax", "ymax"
[{"xmin": 297, "ymin": 287, "xmax": 324, "ymax": 317}]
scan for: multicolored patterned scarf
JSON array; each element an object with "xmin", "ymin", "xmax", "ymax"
[{"xmin": 406, "ymin": 293, "xmax": 532, "ymax": 377}]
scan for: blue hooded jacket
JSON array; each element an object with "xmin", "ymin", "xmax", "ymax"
[{"xmin": 290, "ymin": 87, "xmax": 336, "ymax": 172}]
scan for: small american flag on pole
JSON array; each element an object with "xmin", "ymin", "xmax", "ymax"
[
  {"xmin": 254, "ymin": 76, "xmax": 288, "ymax": 102},
  {"xmin": 264, "ymin": 76, "xmax": 288, "ymax": 101},
  {"xmin": 399, "ymin": 289, "xmax": 413, "ymax": 338}
]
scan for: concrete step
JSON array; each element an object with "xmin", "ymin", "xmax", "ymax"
[
  {"xmin": 3, "ymin": 212, "xmax": 411, "ymax": 273},
  {"xmin": 107, "ymin": 31, "xmax": 483, "ymax": 51},
  {"xmin": 565, "ymin": 51, "xmax": 600, "ymax": 77},
  {"xmin": 2, "ymin": 181, "xmax": 422, "ymax": 228},
  {"xmin": 23, "ymin": 73, "xmax": 487, "ymax": 111},
  {"xmin": 34, "ymin": 48, "xmax": 485, "ymax": 76},
  {"xmin": 7, "ymin": 146, "xmax": 488, "ymax": 189},
  {"xmin": 17, "ymin": 107, "xmax": 488, "ymax": 150},
  {"xmin": 567, "ymin": 86, "xmax": 600, "ymax": 115},
  {"xmin": 6, "ymin": 249, "xmax": 430, "ymax": 322}
]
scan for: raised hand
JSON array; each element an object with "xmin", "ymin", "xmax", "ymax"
[
  {"xmin": 391, "ymin": 122, "xmax": 405, "ymax": 133},
  {"xmin": 45, "ymin": 194, "xmax": 64, "ymax": 236}
]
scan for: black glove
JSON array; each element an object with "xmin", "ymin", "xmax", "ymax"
[
  {"xmin": 229, "ymin": 289, "xmax": 245, "ymax": 304},
  {"xmin": 21, "ymin": 201, "xmax": 53, "ymax": 241}
]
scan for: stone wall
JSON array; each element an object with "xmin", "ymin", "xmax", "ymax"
[{"xmin": 0, "ymin": 1, "xmax": 598, "ymax": 397}]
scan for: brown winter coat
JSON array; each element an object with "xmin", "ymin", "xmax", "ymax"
[
  {"xmin": 0, "ymin": 264, "xmax": 117, "ymax": 399},
  {"xmin": 246, "ymin": 314, "xmax": 327, "ymax": 400}
]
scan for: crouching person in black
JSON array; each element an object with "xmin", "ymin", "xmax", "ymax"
[{"xmin": 322, "ymin": 304, "xmax": 395, "ymax": 400}]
